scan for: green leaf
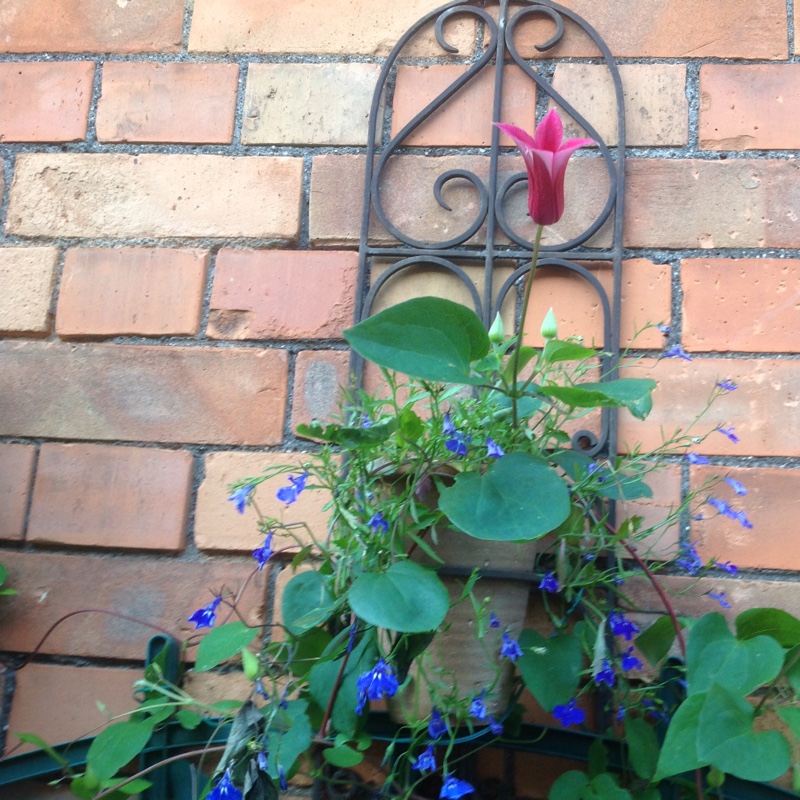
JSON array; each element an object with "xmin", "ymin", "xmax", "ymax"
[
  {"xmin": 195, "ymin": 622, "xmax": 259, "ymax": 672},
  {"xmin": 583, "ymin": 774, "xmax": 632, "ymax": 800},
  {"xmin": 503, "ymin": 347, "xmax": 538, "ymax": 382},
  {"xmin": 517, "ymin": 629, "xmax": 582, "ymax": 711},
  {"xmin": 587, "ymin": 737, "xmax": 607, "ymax": 779},
  {"xmin": 398, "ymin": 406, "xmax": 424, "ymax": 441},
  {"xmin": 295, "ymin": 420, "xmax": 395, "ymax": 447},
  {"xmin": 265, "ymin": 699, "xmax": 313, "ymax": 779},
  {"xmin": 736, "ymin": 608, "xmax": 800, "ymax": 647},
  {"xmin": 548, "ymin": 771, "xmax": 589, "ymax": 800},
  {"xmin": 348, "ymin": 561, "xmax": 449, "ymax": 633},
  {"xmin": 104, "ymin": 778, "xmax": 153, "ymax": 795},
  {"xmin": 438, "ymin": 452, "xmax": 570, "ymax": 541},
  {"xmin": 625, "ymin": 717, "xmax": 659, "ymax": 780},
  {"xmin": 281, "ymin": 571, "xmax": 336, "ymax": 636},
  {"xmin": 323, "ymin": 744, "xmax": 364, "ymax": 768},
  {"xmin": 344, "ymin": 297, "xmax": 489, "ymax": 385},
  {"xmin": 176, "ymin": 709, "xmax": 204, "ymax": 730},
  {"xmin": 654, "ymin": 692, "xmax": 708, "ymax": 779},
  {"xmin": 538, "ymin": 379, "xmax": 656, "ymax": 419},
  {"xmin": 87, "ymin": 720, "xmax": 156, "ymax": 782},
  {"xmin": 778, "ymin": 707, "xmax": 800, "ymax": 741},
  {"xmin": 289, "ymin": 627, "xmax": 333, "ymax": 678},
  {"xmin": 542, "ymin": 340, "xmax": 596, "ymax": 364},
  {"xmin": 785, "ymin": 644, "xmax": 800, "ymax": 694},
  {"xmin": 635, "ymin": 616, "xmax": 681, "ymax": 667},
  {"xmin": 16, "ymin": 733, "xmax": 70, "ymax": 769},
  {"xmin": 594, "ymin": 473, "xmax": 652, "ymax": 501}
]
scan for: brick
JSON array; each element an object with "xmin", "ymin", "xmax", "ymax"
[
  {"xmin": 7, "ymin": 154, "xmax": 303, "ymax": 240},
  {"xmin": 7, "ymin": 663, "xmax": 140, "ymax": 752},
  {"xmin": 682, "ymin": 258, "xmax": 800, "ymax": 353},
  {"xmin": 292, "ymin": 350, "xmax": 350, "ymax": 430},
  {"xmin": 0, "ymin": 62, "xmax": 93, "ymax": 142},
  {"xmin": 0, "ymin": 0, "xmax": 183, "ymax": 53},
  {"xmin": 310, "ymin": 154, "xmax": 610, "ymax": 248},
  {"xmin": 189, "ymin": 0, "xmax": 475, "ymax": 56},
  {"xmin": 243, "ymin": 64, "xmax": 380, "ymax": 146},
  {"xmin": 618, "ymin": 358, "xmax": 800, "ymax": 458},
  {"xmin": 208, "ymin": 250, "xmax": 358, "ymax": 340},
  {"xmin": 57, "ymin": 248, "xmax": 209, "ymax": 339},
  {"xmin": 28, "ymin": 443, "xmax": 193, "ymax": 551},
  {"xmin": 194, "ymin": 451, "xmax": 333, "ymax": 552},
  {"xmin": 0, "ymin": 551, "xmax": 267, "ymax": 659},
  {"xmin": 551, "ymin": 64, "xmax": 688, "ymax": 147},
  {"xmin": 691, "ymin": 465, "xmax": 800, "ymax": 571},
  {"xmin": 700, "ymin": 65, "xmax": 800, "ymax": 151},
  {"xmin": 0, "ymin": 342, "xmax": 288, "ymax": 446},
  {"xmin": 392, "ymin": 65, "xmax": 536, "ymax": 147},
  {"xmin": 97, "ymin": 62, "xmax": 238, "ymax": 144},
  {"xmin": 0, "ymin": 443, "xmax": 35, "ymax": 542},
  {"xmin": 522, "ymin": 259, "xmax": 671, "ymax": 350},
  {"xmin": 625, "ymin": 159, "xmax": 800, "ymax": 249},
  {"xmin": 0, "ymin": 247, "xmax": 58, "ymax": 336},
  {"xmin": 505, "ymin": 0, "xmax": 787, "ymax": 59}
]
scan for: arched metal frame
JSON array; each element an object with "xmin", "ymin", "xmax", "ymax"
[{"xmin": 354, "ymin": 0, "xmax": 626, "ymax": 458}]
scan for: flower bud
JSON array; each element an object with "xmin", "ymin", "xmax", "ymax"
[
  {"xmin": 488, "ymin": 312, "xmax": 505, "ymax": 344},
  {"xmin": 241, "ymin": 647, "xmax": 260, "ymax": 681},
  {"xmin": 540, "ymin": 308, "xmax": 558, "ymax": 340}
]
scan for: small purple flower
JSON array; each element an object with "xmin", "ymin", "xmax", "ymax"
[
  {"xmin": 664, "ymin": 345, "xmax": 692, "ymax": 361},
  {"xmin": 539, "ymin": 571, "xmax": 560, "ymax": 594},
  {"xmin": 346, "ymin": 620, "xmax": 358, "ymax": 653},
  {"xmin": 188, "ymin": 596, "xmax": 222, "ymax": 629},
  {"xmin": 469, "ymin": 691, "xmax": 487, "ymax": 721},
  {"xmin": 446, "ymin": 433, "xmax": 470, "ymax": 457},
  {"xmin": 621, "ymin": 646, "xmax": 643, "ymax": 672},
  {"xmin": 355, "ymin": 659, "xmax": 399, "ymax": 714},
  {"xmin": 735, "ymin": 510, "xmax": 753, "ymax": 529},
  {"xmin": 412, "ymin": 745, "xmax": 436, "ymax": 773},
  {"xmin": 361, "ymin": 414, "xmax": 373, "ymax": 428},
  {"xmin": 252, "ymin": 532, "xmax": 274, "ymax": 570},
  {"xmin": 278, "ymin": 766, "xmax": 288, "ymax": 791},
  {"xmin": 608, "ymin": 611, "xmax": 639, "ymax": 641},
  {"xmin": 716, "ymin": 426, "xmax": 740, "ymax": 444},
  {"xmin": 500, "ymin": 631, "xmax": 523, "ymax": 662},
  {"xmin": 716, "ymin": 560, "xmax": 738, "ymax": 575},
  {"xmin": 685, "ymin": 453, "xmax": 710, "ymax": 465},
  {"xmin": 709, "ymin": 591, "xmax": 732, "ymax": 609},
  {"xmin": 586, "ymin": 462, "xmax": 605, "ymax": 481},
  {"xmin": 276, "ymin": 472, "xmax": 309, "ymax": 505},
  {"xmin": 489, "ymin": 716, "xmax": 504, "ymax": 735},
  {"xmin": 255, "ymin": 680, "xmax": 269, "ymax": 700},
  {"xmin": 676, "ymin": 541, "xmax": 703, "ymax": 576},
  {"xmin": 489, "ymin": 612, "xmax": 501, "ymax": 629},
  {"xmin": 615, "ymin": 705, "xmax": 626, "ymax": 722},
  {"xmin": 442, "ymin": 413, "xmax": 457, "ymax": 436},
  {"xmin": 707, "ymin": 496, "xmax": 733, "ymax": 517},
  {"xmin": 257, "ymin": 751, "xmax": 269, "ymax": 772},
  {"xmin": 717, "ymin": 379, "xmax": 738, "ymax": 392},
  {"xmin": 440, "ymin": 776, "xmax": 475, "ymax": 800},
  {"xmin": 486, "ymin": 438, "xmax": 505, "ymax": 458},
  {"xmin": 228, "ymin": 485, "xmax": 254, "ymax": 514},
  {"xmin": 368, "ymin": 511, "xmax": 389, "ymax": 533},
  {"xmin": 553, "ymin": 698, "xmax": 586, "ymax": 727},
  {"xmin": 428, "ymin": 707, "xmax": 447, "ymax": 740},
  {"xmin": 208, "ymin": 769, "xmax": 242, "ymax": 800},
  {"xmin": 594, "ymin": 659, "xmax": 616, "ymax": 687},
  {"xmin": 657, "ymin": 323, "xmax": 670, "ymax": 335},
  {"xmin": 725, "ymin": 477, "xmax": 747, "ymax": 496}
]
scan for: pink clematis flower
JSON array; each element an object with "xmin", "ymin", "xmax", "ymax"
[{"xmin": 495, "ymin": 110, "xmax": 594, "ymax": 226}]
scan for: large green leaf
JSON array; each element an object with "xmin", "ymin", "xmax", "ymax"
[
  {"xmin": 635, "ymin": 615, "xmax": 681, "ymax": 667},
  {"xmin": 517, "ymin": 629, "xmax": 582, "ymax": 711},
  {"xmin": 87, "ymin": 720, "xmax": 156, "ymax": 782},
  {"xmin": 538, "ymin": 378, "xmax": 656, "ymax": 419},
  {"xmin": 343, "ymin": 297, "xmax": 489, "ymax": 384},
  {"xmin": 438, "ymin": 452, "xmax": 570, "ymax": 541},
  {"xmin": 624, "ymin": 717, "xmax": 659, "ymax": 780},
  {"xmin": 542, "ymin": 340, "xmax": 596, "ymax": 364},
  {"xmin": 348, "ymin": 561, "xmax": 449, "ymax": 633},
  {"xmin": 654, "ymin": 693, "xmax": 707, "ymax": 779},
  {"xmin": 195, "ymin": 622, "xmax": 259, "ymax": 672},
  {"xmin": 265, "ymin": 699, "xmax": 313, "ymax": 780},
  {"xmin": 736, "ymin": 608, "xmax": 800, "ymax": 647},
  {"xmin": 281, "ymin": 571, "xmax": 336, "ymax": 636},
  {"xmin": 549, "ymin": 771, "xmax": 589, "ymax": 800}
]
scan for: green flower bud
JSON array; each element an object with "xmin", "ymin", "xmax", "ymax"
[
  {"xmin": 540, "ymin": 307, "xmax": 558, "ymax": 340},
  {"xmin": 488, "ymin": 312, "xmax": 505, "ymax": 344},
  {"xmin": 241, "ymin": 647, "xmax": 260, "ymax": 681}
]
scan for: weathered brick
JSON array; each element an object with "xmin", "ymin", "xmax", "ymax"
[
  {"xmin": 28, "ymin": 443, "xmax": 193, "ymax": 551},
  {"xmin": 0, "ymin": 247, "xmax": 58, "ymax": 336},
  {"xmin": 7, "ymin": 154, "xmax": 303, "ymax": 240},
  {"xmin": 189, "ymin": 0, "xmax": 475, "ymax": 56},
  {"xmin": 700, "ymin": 65, "xmax": 800, "ymax": 150},
  {"xmin": 506, "ymin": 0, "xmax": 787, "ymax": 59},
  {"xmin": 551, "ymin": 64, "xmax": 688, "ymax": 146},
  {"xmin": 392, "ymin": 65, "xmax": 536, "ymax": 147},
  {"xmin": 57, "ymin": 248, "xmax": 209, "ymax": 339},
  {"xmin": 96, "ymin": 62, "xmax": 238, "ymax": 144},
  {"xmin": 7, "ymin": 663, "xmax": 140, "ymax": 752},
  {"xmin": 682, "ymin": 258, "xmax": 800, "ymax": 353},
  {"xmin": 0, "ymin": 443, "xmax": 36, "ymax": 542},
  {"xmin": 618, "ymin": 358, "xmax": 800, "ymax": 458},
  {"xmin": 691, "ymin": 465, "xmax": 800, "ymax": 571},
  {"xmin": 0, "ymin": 0, "xmax": 184, "ymax": 53},
  {"xmin": 292, "ymin": 350, "xmax": 350, "ymax": 430},
  {"xmin": 625, "ymin": 159, "xmax": 800, "ymax": 249},
  {"xmin": 243, "ymin": 64, "xmax": 380, "ymax": 146},
  {"xmin": 310, "ymin": 154, "xmax": 610, "ymax": 248},
  {"xmin": 522, "ymin": 259, "xmax": 671, "ymax": 350},
  {"xmin": 0, "ymin": 62, "xmax": 93, "ymax": 142},
  {"xmin": 0, "ymin": 551, "xmax": 267, "ymax": 658},
  {"xmin": 208, "ymin": 250, "xmax": 358, "ymax": 340},
  {"xmin": 194, "ymin": 451, "xmax": 332, "ymax": 552},
  {"xmin": 0, "ymin": 342, "xmax": 288, "ymax": 446}
]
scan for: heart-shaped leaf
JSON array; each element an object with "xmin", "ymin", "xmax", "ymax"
[{"xmin": 517, "ymin": 629, "xmax": 581, "ymax": 711}]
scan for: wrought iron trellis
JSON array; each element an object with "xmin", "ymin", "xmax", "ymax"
[{"xmin": 354, "ymin": 0, "xmax": 626, "ymax": 458}]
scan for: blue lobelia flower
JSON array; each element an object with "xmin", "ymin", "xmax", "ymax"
[
  {"xmin": 676, "ymin": 541, "xmax": 703, "ymax": 576},
  {"xmin": 716, "ymin": 560, "xmax": 738, "ymax": 575},
  {"xmin": 252, "ymin": 532, "xmax": 274, "ymax": 570},
  {"xmin": 486, "ymin": 438, "xmax": 505, "ymax": 458},
  {"xmin": 716, "ymin": 425, "xmax": 739, "ymax": 444},
  {"xmin": 615, "ymin": 705, "xmax": 626, "ymax": 722},
  {"xmin": 442, "ymin": 413, "xmax": 457, "ymax": 436},
  {"xmin": 188, "ymin": 596, "xmax": 223, "ymax": 629},
  {"xmin": 278, "ymin": 766, "xmax": 288, "ymax": 791},
  {"xmin": 664, "ymin": 345, "xmax": 692, "ymax": 361},
  {"xmin": 657, "ymin": 323, "xmax": 670, "ymax": 335},
  {"xmin": 469, "ymin": 690, "xmax": 487, "ymax": 721},
  {"xmin": 594, "ymin": 659, "xmax": 616, "ymax": 687},
  {"xmin": 207, "ymin": 769, "xmax": 242, "ymax": 800},
  {"xmin": 256, "ymin": 751, "xmax": 269, "ymax": 772},
  {"xmin": 428, "ymin": 707, "xmax": 448, "ymax": 740},
  {"xmin": 608, "ymin": 611, "xmax": 639, "ymax": 641},
  {"xmin": 539, "ymin": 571, "xmax": 560, "ymax": 594},
  {"xmin": 355, "ymin": 658, "xmax": 399, "ymax": 714},
  {"xmin": 228, "ymin": 485, "xmax": 254, "ymax": 515},
  {"xmin": 735, "ymin": 509, "xmax": 754, "ymax": 529},
  {"xmin": 445, "ymin": 432, "xmax": 470, "ymax": 457},
  {"xmin": 717, "ymin": 379, "xmax": 737, "ymax": 392},
  {"xmin": 621, "ymin": 646, "xmax": 643, "ymax": 671},
  {"xmin": 489, "ymin": 612, "xmax": 501, "ymax": 628},
  {"xmin": 368, "ymin": 511, "xmax": 389, "ymax": 533},
  {"xmin": 440, "ymin": 775, "xmax": 475, "ymax": 800},
  {"xmin": 552, "ymin": 698, "xmax": 586, "ymax": 727},
  {"xmin": 685, "ymin": 452, "xmax": 710, "ymax": 465},
  {"xmin": 709, "ymin": 591, "xmax": 731, "ymax": 609},
  {"xmin": 500, "ymin": 631, "xmax": 523, "ymax": 661},
  {"xmin": 412, "ymin": 745, "xmax": 436, "ymax": 773},
  {"xmin": 725, "ymin": 477, "xmax": 747, "ymax": 495},
  {"xmin": 488, "ymin": 716, "xmax": 504, "ymax": 735},
  {"xmin": 707, "ymin": 496, "xmax": 734, "ymax": 517},
  {"xmin": 276, "ymin": 472, "xmax": 309, "ymax": 505}
]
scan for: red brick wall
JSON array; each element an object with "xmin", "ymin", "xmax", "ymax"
[{"xmin": 0, "ymin": 0, "xmax": 799, "ymax": 774}]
